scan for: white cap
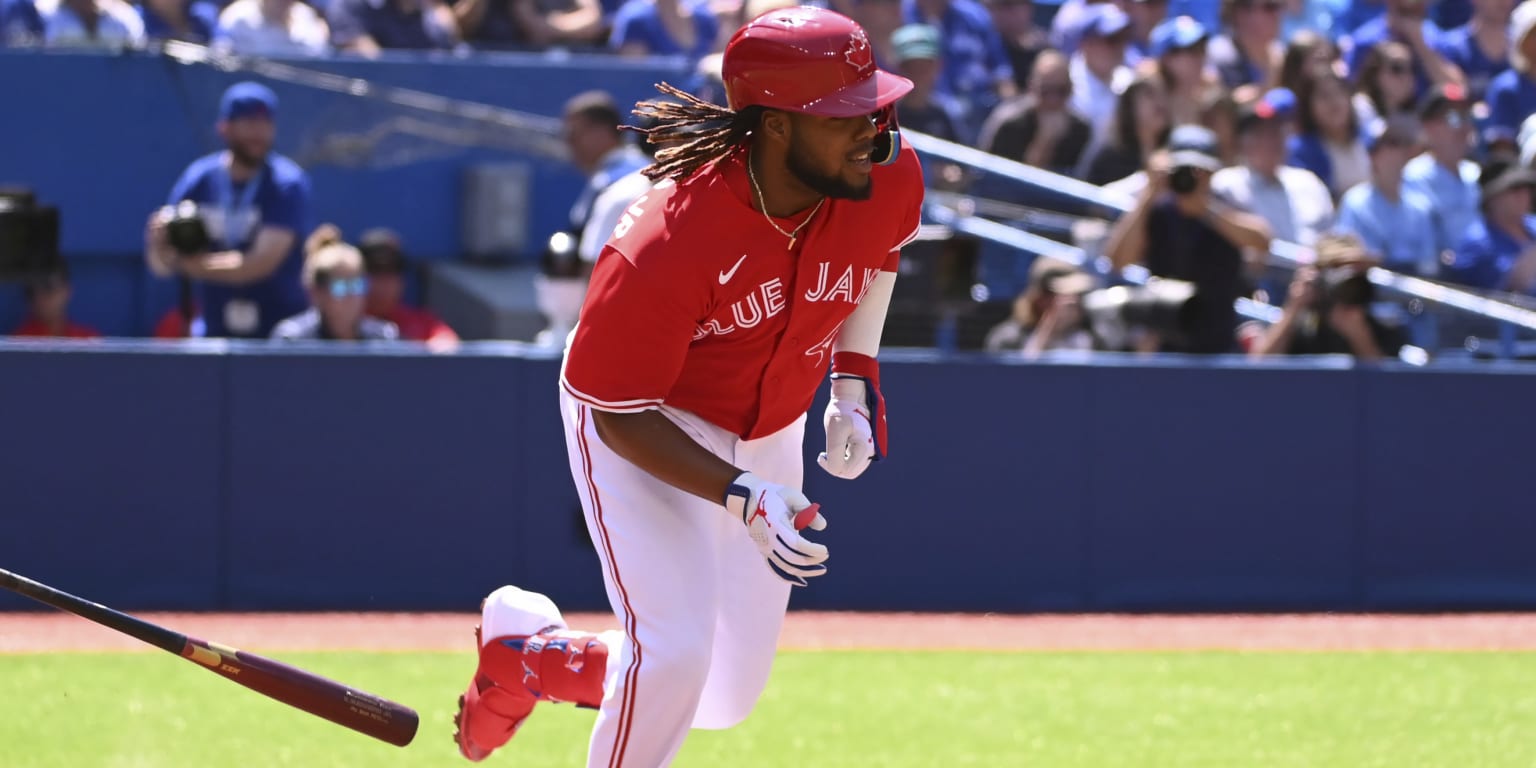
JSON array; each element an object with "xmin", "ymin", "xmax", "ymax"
[{"xmin": 1512, "ymin": 0, "xmax": 1536, "ymax": 73}]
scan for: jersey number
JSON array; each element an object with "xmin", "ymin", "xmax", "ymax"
[{"xmin": 612, "ymin": 195, "xmax": 649, "ymax": 239}]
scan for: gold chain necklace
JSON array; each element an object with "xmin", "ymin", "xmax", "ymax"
[{"xmin": 747, "ymin": 155, "xmax": 825, "ymax": 251}]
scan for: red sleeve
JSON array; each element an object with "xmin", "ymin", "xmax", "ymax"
[
  {"xmin": 561, "ymin": 242, "xmax": 706, "ymax": 413},
  {"xmin": 885, "ymin": 143, "xmax": 926, "ymax": 270},
  {"xmin": 424, "ymin": 313, "xmax": 459, "ymax": 344}
]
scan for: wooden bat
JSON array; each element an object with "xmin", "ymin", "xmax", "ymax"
[{"xmin": 0, "ymin": 567, "xmax": 418, "ymax": 747}]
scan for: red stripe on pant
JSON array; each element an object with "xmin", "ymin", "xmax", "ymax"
[{"xmin": 576, "ymin": 405, "xmax": 642, "ymax": 768}]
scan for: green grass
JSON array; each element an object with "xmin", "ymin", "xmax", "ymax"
[{"xmin": 2, "ymin": 651, "xmax": 1535, "ymax": 767}]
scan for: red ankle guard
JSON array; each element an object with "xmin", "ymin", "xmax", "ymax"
[{"xmin": 480, "ymin": 629, "xmax": 608, "ymax": 709}]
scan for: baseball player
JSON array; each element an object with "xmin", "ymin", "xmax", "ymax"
[{"xmin": 453, "ymin": 7, "xmax": 925, "ymax": 766}]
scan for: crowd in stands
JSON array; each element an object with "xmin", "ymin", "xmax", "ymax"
[{"xmin": 6, "ymin": 0, "xmax": 1536, "ymax": 360}]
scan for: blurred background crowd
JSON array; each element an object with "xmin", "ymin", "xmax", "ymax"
[{"xmin": 4, "ymin": 0, "xmax": 1536, "ymax": 362}]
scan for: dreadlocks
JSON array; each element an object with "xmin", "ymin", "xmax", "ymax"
[{"xmin": 627, "ymin": 82, "xmax": 762, "ymax": 184}]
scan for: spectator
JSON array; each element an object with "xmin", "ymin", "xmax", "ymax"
[
  {"xmin": 214, "ymin": 0, "xmax": 330, "ymax": 56},
  {"xmin": 983, "ymin": 0, "xmax": 1048, "ymax": 93},
  {"xmin": 903, "ymin": 0, "xmax": 1017, "ymax": 116},
  {"xmin": 1444, "ymin": 153, "xmax": 1536, "ymax": 291},
  {"xmin": 978, "ymin": 49, "xmax": 1092, "ymax": 177},
  {"xmin": 1, "ymin": 0, "xmax": 44, "ymax": 44},
  {"xmin": 1248, "ymin": 232, "xmax": 1404, "ymax": 360},
  {"xmin": 358, "ymin": 227, "xmax": 460, "ymax": 346},
  {"xmin": 271, "ymin": 226, "xmax": 399, "ymax": 341},
  {"xmin": 1403, "ymin": 83, "xmax": 1480, "ymax": 257},
  {"xmin": 327, "ymin": 0, "xmax": 459, "ymax": 54},
  {"xmin": 138, "ymin": 0, "xmax": 219, "ymax": 42},
  {"xmin": 1341, "ymin": 0, "xmax": 1463, "ymax": 97},
  {"xmin": 1104, "ymin": 125, "xmax": 1273, "ymax": 353},
  {"xmin": 890, "ymin": 23, "xmax": 972, "ymax": 145},
  {"xmin": 609, "ymin": 0, "xmax": 717, "ymax": 61},
  {"xmin": 144, "ymin": 82, "xmax": 311, "ymax": 339},
  {"xmin": 32, "ymin": 0, "xmax": 145, "ymax": 47},
  {"xmin": 1208, "ymin": 0, "xmax": 1286, "ymax": 89},
  {"xmin": 1085, "ymin": 74, "xmax": 1169, "ymax": 185},
  {"xmin": 534, "ymin": 90, "xmax": 649, "ymax": 346},
  {"xmin": 1199, "ymin": 85, "xmax": 1241, "ymax": 165},
  {"xmin": 1277, "ymin": 28, "xmax": 1340, "ymax": 94},
  {"xmin": 1484, "ymin": 1, "xmax": 1536, "ymax": 150},
  {"xmin": 1213, "ymin": 87, "xmax": 1336, "ymax": 245},
  {"xmin": 984, "ymin": 258, "xmax": 1099, "ymax": 357},
  {"xmin": 1431, "ymin": 0, "xmax": 1512, "ymax": 103},
  {"xmin": 10, "ymin": 262, "xmax": 100, "ymax": 339},
  {"xmin": 1123, "ymin": 0, "xmax": 1167, "ymax": 65},
  {"xmin": 1070, "ymin": 3, "xmax": 1135, "ymax": 154},
  {"xmin": 1148, "ymin": 16, "xmax": 1220, "ymax": 128},
  {"xmin": 453, "ymin": 0, "xmax": 604, "ymax": 50},
  {"xmin": 1352, "ymin": 41, "xmax": 1419, "ymax": 125},
  {"xmin": 1289, "ymin": 67, "xmax": 1371, "ymax": 197},
  {"xmin": 562, "ymin": 90, "xmax": 650, "ymax": 251},
  {"xmin": 1336, "ymin": 115, "xmax": 1441, "ymax": 275}
]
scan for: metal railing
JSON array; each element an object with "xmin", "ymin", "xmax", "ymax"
[{"xmin": 904, "ymin": 129, "xmax": 1536, "ymax": 359}]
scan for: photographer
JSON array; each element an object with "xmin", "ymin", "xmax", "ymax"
[
  {"xmin": 984, "ymin": 258, "xmax": 1098, "ymax": 358},
  {"xmin": 1248, "ymin": 232, "xmax": 1405, "ymax": 360},
  {"xmin": 1104, "ymin": 124, "xmax": 1273, "ymax": 354},
  {"xmin": 143, "ymin": 81, "xmax": 311, "ymax": 339}
]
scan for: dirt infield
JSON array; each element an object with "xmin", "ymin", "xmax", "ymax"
[{"xmin": 5, "ymin": 611, "xmax": 1536, "ymax": 653}]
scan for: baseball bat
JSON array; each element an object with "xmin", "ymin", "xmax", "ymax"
[{"xmin": 0, "ymin": 567, "xmax": 418, "ymax": 747}]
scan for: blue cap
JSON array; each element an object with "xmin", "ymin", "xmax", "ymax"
[
  {"xmin": 1167, "ymin": 124, "xmax": 1223, "ymax": 171},
  {"xmin": 1149, "ymin": 16, "xmax": 1209, "ymax": 57},
  {"xmin": 1080, "ymin": 4, "xmax": 1132, "ymax": 41},
  {"xmin": 220, "ymin": 82, "xmax": 278, "ymax": 122}
]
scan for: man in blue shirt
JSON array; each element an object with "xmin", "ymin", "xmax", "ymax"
[
  {"xmin": 1336, "ymin": 115, "xmax": 1442, "ymax": 275},
  {"xmin": 1484, "ymin": 1, "xmax": 1536, "ymax": 149},
  {"xmin": 143, "ymin": 82, "xmax": 312, "ymax": 339},
  {"xmin": 1445, "ymin": 153, "xmax": 1536, "ymax": 291},
  {"xmin": 1403, "ymin": 83, "xmax": 1481, "ymax": 256},
  {"xmin": 904, "ymin": 0, "xmax": 1016, "ymax": 118},
  {"xmin": 1430, "ymin": 0, "xmax": 1512, "ymax": 103}
]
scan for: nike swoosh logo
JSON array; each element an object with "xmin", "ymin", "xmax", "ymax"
[{"xmin": 719, "ymin": 254, "xmax": 749, "ymax": 285}]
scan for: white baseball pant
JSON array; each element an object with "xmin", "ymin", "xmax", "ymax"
[{"xmin": 554, "ymin": 387, "xmax": 801, "ymax": 767}]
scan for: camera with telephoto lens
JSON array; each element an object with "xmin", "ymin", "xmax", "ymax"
[
  {"xmin": 162, "ymin": 201, "xmax": 212, "ymax": 256},
  {"xmin": 1169, "ymin": 166, "xmax": 1200, "ymax": 196},
  {"xmin": 1081, "ymin": 278, "xmax": 1208, "ymax": 351},
  {"xmin": 1317, "ymin": 266, "xmax": 1374, "ymax": 306}
]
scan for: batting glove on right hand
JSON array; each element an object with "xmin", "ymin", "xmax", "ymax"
[{"xmin": 723, "ymin": 472, "xmax": 829, "ymax": 587}]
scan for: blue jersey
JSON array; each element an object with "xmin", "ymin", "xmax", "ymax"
[{"xmin": 167, "ymin": 152, "xmax": 312, "ymax": 338}]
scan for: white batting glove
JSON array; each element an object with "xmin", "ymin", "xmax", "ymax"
[
  {"xmin": 723, "ymin": 472, "xmax": 828, "ymax": 587},
  {"xmin": 818, "ymin": 378, "xmax": 874, "ymax": 480}
]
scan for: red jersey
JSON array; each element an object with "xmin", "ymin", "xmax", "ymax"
[
  {"xmin": 561, "ymin": 143, "xmax": 924, "ymax": 439},
  {"xmin": 12, "ymin": 318, "xmax": 100, "ymax": 339}
]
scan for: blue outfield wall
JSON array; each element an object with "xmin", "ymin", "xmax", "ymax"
[{"xmin": 3, "ymin": 343, "xmax": 1535, "ymax": 614}]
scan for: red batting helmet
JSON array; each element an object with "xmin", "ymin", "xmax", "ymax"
[{"xmin": 722, "ymin": 7, "xmax": 914, "ymax": 119}]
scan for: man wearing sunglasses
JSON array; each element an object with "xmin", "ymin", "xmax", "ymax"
[{"xmin": 1404, "ymin": 83, "xmax": 1481, "ymax": 258}]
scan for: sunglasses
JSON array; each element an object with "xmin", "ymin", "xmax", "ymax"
[
  {"xmin": 1038, "ymin": 83, "xmax": 1072, "ymax": 98},
  {"xmin": 1384, "ymin": 61, "xmax": 1412, "ymax": 75},
  {"xmin": 321, "ymin": 276, "xmax": 369, "ymax": 298}
]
